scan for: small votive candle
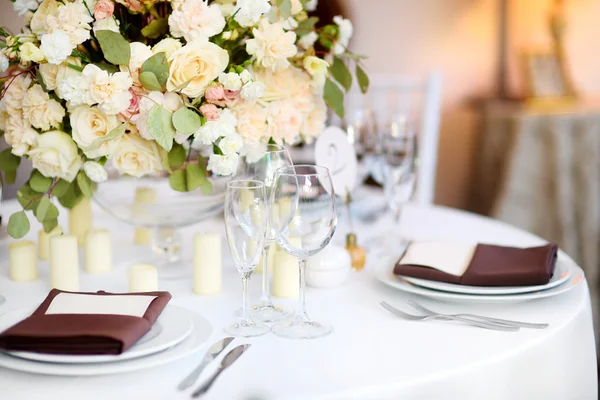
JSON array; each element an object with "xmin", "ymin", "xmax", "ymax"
[
  {"xmin": 133, "ymin": 187, "xmax": 157, "ymax": 246},
  {"xmin": 193, "ymin": 233, "xmax": 221, "ymax": 295},
  {"xmin": 272, "ymin": 239, "xmax": 301, "ymax": 298},
  {"xmin": 129, "ymin": 264, "xmax": 158, "ymax": 292},
  {"xmin": 85, "ymin": 229, "xmax": 112, "ymax": 274},
  {"xmin": 69, "ymin": 197, "xmax": 92, "ymax": 247},
  {"xmin": 38, "ymin": 225, "xmax": 63, "ymax": 261},
  {"xmin": 50, "ymin": 234, "xmax": 80, "ymax": 291},
  {"xmin": 9, "ymin": 241, "xmax": 38, "ymax": 282}
]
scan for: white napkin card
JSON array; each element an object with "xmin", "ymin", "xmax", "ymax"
[
  {"xmin": 399, "ymin": 242, "xmax": 477, "ymax": 277},
  {"xmin": 45, "ymin": 293, "xmax": 158, "ymax": 318},
  {"xmin": 314, "ymin": 126, "xmax": 358, "ymax": 196}
]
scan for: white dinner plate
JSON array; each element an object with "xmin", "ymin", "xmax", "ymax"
[
  {"xmin": 401, "ymin": 259, "xmax": 572, "ymax": 295},
  {"xmin": 375, "ymin": 255, "xmax": 584, "ymax": 303},
  {"xmin": 3, "ymin": 305, "xmax": 193, "ymax": 364},
  {"xmin": 0, "ymin": 306, "xmax": 213, "ymax": 375}
]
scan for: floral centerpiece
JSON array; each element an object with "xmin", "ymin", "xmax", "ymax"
[{"xmin": 0, "ymin": 0, "xmax": 368, "ymax": 238}]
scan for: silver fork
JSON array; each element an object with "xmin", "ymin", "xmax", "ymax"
[
  {"xmin": 407, "ymin": 300, "xmax": 548, "ymax": 329},
  {"xmin": 380, "ymin": 302, "xmax": 519, "ymax": 331}
]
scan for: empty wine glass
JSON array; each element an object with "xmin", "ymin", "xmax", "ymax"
[
  {"xmin": 224, "ymin": 180, "xmax": 269, "ymax": 337},
  {"xmin": 269, "ymin": 165, "xmax": 337, "ymax": 339},
  {"xmin": 235, "ymin": 144, "xmax": 293, "ymax": 322}
]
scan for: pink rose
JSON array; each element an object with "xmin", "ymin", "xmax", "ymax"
[
  {"xmin": 94, "ymin": 0, "xmax": 114, "ymax": 19},
  {"xmin": 223, "ymin": 90, "xmax": 240, "ymax": 106},
  {"xmin": 200, "ymin": 104, "xmax": 220, "ymax": 121},
  {"xmin": 120, "ymin": 87, "xmax": 141, "ymax": 119},
  {"xmin": 126, "ymin": 0, "xmax": 143, "ymax": 13},
  {"xmin": 205, "ymin": 83, "xmax": 226, "ymax": 106}
]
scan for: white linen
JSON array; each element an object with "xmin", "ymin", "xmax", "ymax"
[
  {"xmin": 399, "ymin": 241, "xmax": 476, "ymax": 276},
  {"xmin": 0, "ymin": 199, "xmax": 596, "ymax": 400},
  {"xmin": 45, "ymin": 293, "xmax": 157, "ymax": 317}
]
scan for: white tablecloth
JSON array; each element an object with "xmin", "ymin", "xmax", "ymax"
[{"xmin": 0, "ymin": 199, "xmax": 597, "ymax": 400}]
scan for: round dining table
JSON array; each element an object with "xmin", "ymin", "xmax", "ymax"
[{"xmin": 0, "ymin": 198, "xmax": 597, "ymax": 400}]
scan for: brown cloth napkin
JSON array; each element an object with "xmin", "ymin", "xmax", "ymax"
[
  {"xmin": 0, "ymin": 289, "xmax": 171, "ymax": 355},
  {"xmin": 394, "ymin": 243, "xmax": 558, "ymax": 287}
]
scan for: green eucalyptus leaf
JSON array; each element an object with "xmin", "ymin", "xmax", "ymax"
[
  {"xmin": 148, "ymin": 104, "xmax": 175, "ymax": 152},
  {"xmin": 45, "ymin": 202, "xmax": 59, "ymax": 221},
  {"xmin": 140, "ymin": 52, "xmax": 169, "ymax": 87},
  {"xmin": 95, "ymin": 60, "xmax": 120, "ymax": 74},
  {"xmin": 356, "ymin": 64, "xmax": 369, "ymax": 94},
  {"xmin": 172, "ymin": 108, "xmax": 201, "ymax": 135},
  {"xmin": 341, "ymin": 52, "xmax": 368, "ymax": 61},
  {"xmin": 185, "ymin": 163, "xmax": 206, "ymax": 191},
  {"xmin": 169, "ymin": 169, "xmax": 188, "ymax": 192},
  {"xmin": 4, "ymin": 170, "xmax": 16, "ymax": 184},
  {"xmin": 296, "ymin": 16, "xmax": 318, "ymax": 37},
  {"xmin": 95, "ymin": 30, "xmax": 131, "ymax": 66},
  {"xmin": 139, "ymin": 71, "xmax": 163, "ymax": 91},
  {"xmin": 43, "ymin": 218, "xmax": 59, "ymax": 233},
  {"xmin": 141, "ymin": 18, "xmax": 169, "ymax": 39},
  {"xmin": 17, "ymin": 184, "xmax": 39, "ymax": 210},
  {"xmin": 58, "ymin": 183, "xmax": 83, "ymax": 209},
  {"xmin": 86, "ymin": 123, "xmax": 126, "ymax": 153},
  {"xmin": 324, "ymin": 79, "xmax": 344, "ymax": 119},
  {"xmin": 8, "ymin": 211, "xmax": 30, "ymax": 239},
  {"xmin": 51, "ymin": 179, "xmax": 70, "ymax": 197},
  {"xmin": 199, "ymin": 179, "xmax": 213, "ymax": 195},
  {"xmin": 331, "ymin": 57, "xmax": 352, "ymax": 92},
  {"xmin": 277, "ymin": 0, "xmax": 292, "ymax": 19},
  {"xmin": 35, "ymin": 196, "xmax": 50, "ymax": 222},
  {"xmin": 30, "ymin": 170, "xmax": 53, "ymax": 193},
  {"xmin": 0, "ymin": 149, "xmax": 20, "ymax": 172},
  {"xmin": 77, "ymin": 171, "xmax": 93, "ymax": 198},
  {"xmin": 168, "ymin": 143, "xmax": 186, "ymax": 169}
]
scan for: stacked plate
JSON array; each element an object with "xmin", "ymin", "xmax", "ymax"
[
  {"xmin": 0, "ymin": 306, "xmax": 212, "ymax": 376},
  {"xmin": 375, "ymin": 253, "xmax": 584, "ymax": 303}
]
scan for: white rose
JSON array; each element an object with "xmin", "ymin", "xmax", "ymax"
[
  {"xmin": 0, "ymin": 52, "xmax": 9, "ymax": 73},
  {"xmin": 194, "ymin": 108, "xmax": 237, "ymax": 145},
  {"xmin": 29, "ymin": 130, "xmax": 83, "ymax": 182},
  {"xmin": 298, "ymin": 31, "xmax": 318, "ymax": 49},
  {"xmin": 233, "ymin": 100, "xmax": 267, "ymax": 143},
  {"xmin": 82, "ymin": 64, "xmax": 133, "ymax": 115},
  {"xmin": 19, "ymin": 42, "xmax": 45, "ymax": 62},
  {"xmin": 40, "ymin": 30, "xmax": 73, "ymax": 65},
  {"xmin": 218, "ymin": 72, "xmax": 243, "ymax": 91},
  {"xmin": 246, "ymin": 19, "xmax": 297, "ymax": 72},
  {"xmin": 305, "ymin": 0, "xmax": 317, "ymax": 11},
  {"xmin": 93, "ymin": 17, "xmax": 120, "ymax": 33},
  {"xmin": 166, "ymin": 38, "xmax": 229, "ymax": 98},
  {"xmin": 152, "ymin": 38, "xmax": 182, "ymax": 58},
  {"xmin": 219, "ymin": 133, "xmax": 244, "ymax": 156},
  {"xmin": 239, "ymin": 69, "xmax": 252, "ymax": 84},
  {"xmin": 266, "ymin": 100, "xmax": 303, "ymax": 143},
  {"xmin": 207, "ymin": 153, "xmax": 239, "ymax": 176},
  {"xmin": 110, "ymin": 134, "xmax": 166, "ymax": 178},
  {"xmin": 47, "ymin": 0, "xmax": 92, "ymax": 46},
  {"xmin": 22, "ymin": 84, "xmax": 65, "ymax": 131},
  {"xmin": 70, "ymin": 105, "xmax": 121, "ymax": 158},
  {"xmin": 4, "ymin": 113, "xmax": 39, "ymax": 156},
  {"xmin": 121, "ymin": 42, "xmax": 153, "ymax": 85},
  {"xmin": 83, "ymin": 161, "xmax": 108, "ymax": 182},
  {"xmin": 31, "ymin": 0, "xmax": 59, "ymax": 35},
  {"xmin": 169, "ymin": 0, "xmax": 225, "ymax": 42},
  {"xmin": 234, "ymin": 0, "xmax": 271, "ymax": 27},
  {"xmin": 14, "ymin": 0, "xmax": 38, "ymax": 16},
  {"xmin": 240, "ymin": 81, "xmax": 265, "ymax": 101},
  {"xmin": 333, "ymin": 16, "xmax": 353, "ymax": 55}
]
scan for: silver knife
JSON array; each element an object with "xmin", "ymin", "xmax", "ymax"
[
  {"xmin": 191, "ymin": 344, "xmax": 251, "ymax": 398},
  {"xmin": 177, "ymin": 337, "xmax": 234, "ymax": 391}
]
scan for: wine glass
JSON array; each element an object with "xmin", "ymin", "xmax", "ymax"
[
  {"xmin": 269, "ymin": 165, "xmax": 337, "ymax": 339},
  {"xmin": 344, "ymin": 107, "xmax": 379, "ymax": 184},
  {"xmin": 234, "ymin": 144, "xmax": 293, "ymax": 322},
  {"xmin": 223, "ymin": 180, "xmax": 269, "ymax": 337}
]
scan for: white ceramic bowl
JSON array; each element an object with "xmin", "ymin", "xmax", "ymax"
[{"xmin": 306, "ymin": 244, "xmax": 352, "ymax": 288}]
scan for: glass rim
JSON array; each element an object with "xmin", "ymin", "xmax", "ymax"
[
  {"xmin": 226, "ymin": 179, "xmax": 265, "ymax": 189},
  {"xmin": 274, "ymin": 164, "xmax": 330, "ymax": 177}
]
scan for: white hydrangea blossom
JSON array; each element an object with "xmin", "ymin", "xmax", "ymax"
[
  {"xmin": 194, "ymin": 109, "xmax": 238, "ymax": 146},
  {"xmin": 207, "ymin": 153, "xmax": 240, "ymax": 176},
  {"xmin": 234, "ymin": 0, "xmax": 271, "ymax": 28}
]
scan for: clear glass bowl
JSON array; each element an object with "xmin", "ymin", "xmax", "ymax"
[{"xmin": 93, "ymin": 166, "xmax": 230, "ymax": 278}]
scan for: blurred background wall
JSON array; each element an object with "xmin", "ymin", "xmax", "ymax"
[{"xmin": 2, "ymin": 0, "xmax": 600, "ymax": 209}]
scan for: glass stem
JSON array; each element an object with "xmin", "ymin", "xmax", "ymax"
[
  {"xmin": 241, "ymin": 272, "xmax": 251, "ymax": 324},
  {"xmin": 298, "ymin": 258, "xmax": 309, "ymax": 321},
  {"xmin": 260, "ymin": 244, "xmax": 272, "ymax": 305}
]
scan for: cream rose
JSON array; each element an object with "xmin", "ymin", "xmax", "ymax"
[
  {"xmin": 70, "ymin": 105, "xmax": 121, "ymax": 158},
  {"xmin": 166, "ymin": 38, "xmax": 229, "ymax": 98},
  {"xmin": 152, "ymin": 38, "xmax": 182, "ymax": 58},
  {"xmin": 110, "ymin": 134, "xmax": 166, "ymax": 177},
  {"xmin": 22, "ymin": 85, "xmax": 66, "ymax": 131},
  {"xmin": 29, "ymin": 130, "xmax": 83, "ymax": 182}
]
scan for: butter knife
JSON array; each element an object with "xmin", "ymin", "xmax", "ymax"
[
  {"xmin": 191, "ymin": 344, "xmax": 251, "ymax": 398},
  {"xmin": 177, "ymin": 337, "xmax": 234, "ymax": 391}
]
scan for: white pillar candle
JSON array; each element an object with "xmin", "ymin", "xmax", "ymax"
[
  {"xmin": 128, "ymin": 264, "xmax": 158, "ymax": 292},
  {"xmin": 38, "ymin": 225, "xmax": 63, "ymax": 261},
  {"xmin": 272, "ymin": 239, "xmax": 301, "ymax": 298},
  {"xmin": 240, "ymin": 188, "xmax": 254, "ymax": 212},
  {"xmin": 84, "ymin": 229, "xmax": 112, "ymax": 274},
  {"xmin": 69, "ymin": 197, "xmax": 92, "ymax": 247},
  {"xmin": 9, "ymin": 241, "xmax": 38, "ymax": 282},
  {"xmin": 50, "ymin": 234, "xmax": 80, "ymax": 291},
  {"xmin": 133, "ymin": 187, "xmax": 157, "ymax": 245},
  {"xmin": 193, "ymin": 233, "xmax": 221, "ymax": 295}
]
